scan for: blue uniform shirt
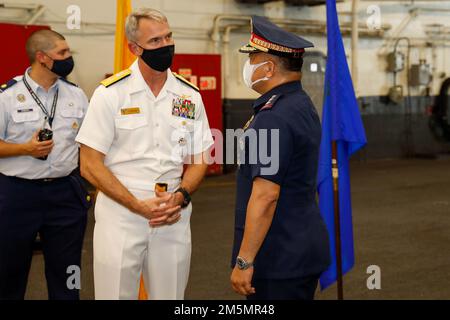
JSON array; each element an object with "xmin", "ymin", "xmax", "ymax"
[
  {"xmin": 232, "ymin": 81, "xmax": 331, "ymax": 279},
  {"xmin": 0, "ymin": 68, "xmax": 88, "ymax": 179}
]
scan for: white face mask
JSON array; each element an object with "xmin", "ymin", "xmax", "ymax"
[{"xmin": 242, "ymin": 59, "xmax": 270, "ymax": 89}]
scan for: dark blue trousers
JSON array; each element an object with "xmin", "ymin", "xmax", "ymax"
[
  {"xmin": 247, "ymin": 274, "xmax": 320, "ymax": 300},
  {"xmin": 0, "ymin": 173, "xmax": 89, "ymax": 300}
]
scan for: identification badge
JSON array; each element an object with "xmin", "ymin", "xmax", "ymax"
[
  {"xmin": 17, "ymin": 108, "xmax": 33, "ymax": 113},
  {"xmin": 172, "ymin": 97, "xmax": 195, "ymax": 120},
  {"xmin": 121, "ymin": 107, "xmax": 141, "ymax": 115}
]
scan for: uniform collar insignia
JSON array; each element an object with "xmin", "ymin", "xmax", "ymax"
[
  {"xmin": 261, "ymin": 95, "xmax": 279, "ymax": 110},
  {"xmin": 253, "ymin": 81, "xmax": 303, "ymax": 112}
]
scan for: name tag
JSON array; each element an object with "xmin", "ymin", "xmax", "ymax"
[
  {"xmin": 17, "ymin": 108, "xmax": 34, "ymax": 113},
  {"xmin": 121, "ymin": 107, "xmax": 141, "ymax": 115}
]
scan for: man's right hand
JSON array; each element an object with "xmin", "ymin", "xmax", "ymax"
[{"xmin": 24, "ymin": 130, "xmax": 54, "ymax": 158}]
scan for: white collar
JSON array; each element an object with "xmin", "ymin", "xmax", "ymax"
[
  {"xmin": 128, "ymin": 60, "xmax": 180, "ymax": 99},
  {"xmin": 24, "ymin": 67, "xmax": 59, "ymax": 93}
]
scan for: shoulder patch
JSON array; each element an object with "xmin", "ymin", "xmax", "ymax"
[
  {"xmin": 100, "ymin": 69, "xmax": 131, "ymax": 88},
  {"xmin": 60, "ymin": 77, "xmax": 78, "ymax": 87},
  {"xmin": 0, "ymin": 79, "xmax": 18, "ymax": 93},
  {"xmin": 260, "ymin": 94, "xmax": 281, "ymax": 111},
  {"xmin": 173, "ymin": 72, "xmax": 199, "ymax": 92}
]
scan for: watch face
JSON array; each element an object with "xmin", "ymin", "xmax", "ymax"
[{"xmin": 237, "ymin": 257, "xmax": 246, "ymax": 269}]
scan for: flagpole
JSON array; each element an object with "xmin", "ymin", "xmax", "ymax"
[{"xmin": 331, "ymin": 141, "xmax": 344, "ymax": 300}]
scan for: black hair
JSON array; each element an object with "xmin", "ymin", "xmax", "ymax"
[
  {"xmin": 277, "ymin": 56, "xmax": 303, "ymax": 72},
  {"xmin": 25, "ymin": 29, "xmax": 66, "ymax": 64}
]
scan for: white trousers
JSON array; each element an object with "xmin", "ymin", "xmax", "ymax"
[{"xmin": 93, "ymin": 187, "xmax": 192, "ymax": 300}]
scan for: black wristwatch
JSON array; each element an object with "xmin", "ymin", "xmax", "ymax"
[{"xmin": 175, "ymin": 187, "xmax": 191, "ymax": 208}]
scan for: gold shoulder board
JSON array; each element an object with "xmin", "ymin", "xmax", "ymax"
[
  {"xmin": 100, "ymin": 69, "xmax": 132, "ymax": 88},
  {"xmin": 172, "ymin": 72, "xmax": 199, "ymax": 92}
]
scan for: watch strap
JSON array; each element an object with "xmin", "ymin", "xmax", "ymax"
[{"xmin": 175, "ymin": 187, "xmax": 191, "ymax": 208}]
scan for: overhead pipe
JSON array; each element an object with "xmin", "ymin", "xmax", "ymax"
[
  {"xmin": 212, "ymin": 14, "xmax": 390, "ymax": 47},
  {"xmin": 212, "ymin": 14, "xmax": 389, "ymax": 52},
  {"xmin": 222, "ymin": 24, "xmax": 246, "ymax": 98},
  {"xmin": 378, "ymin": 8, "xmax": 418, "ymax": 56},
  {"xmin": 0, "ymin": 2, "xmax": 40, "ymax": 9},
  {"xmin": 212, "ymin": 13, "xmax": 390, "ymax": 99},
  {"xmin": 379, "ymin": 6, "xmax": 450, "ymax": 55},
  {"xmin": 26, "ymin": 5, "xmax": 46, "ymax": 25},
  {"xmin": 212, "ymin": 14, "xmax": 390, "ymax": 53},
  {"xmin": 211, "ymin": 15, "xmax": 251, "ymax": 53},
  {"xmin": 0, "ymin": 2, "xmax": 45, "ymax": 25}
]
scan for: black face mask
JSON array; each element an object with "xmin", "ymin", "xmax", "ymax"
[
  {"xmin": 137, "ymin": 44, "xmax": 175, "ymax": 72},
  {"xmin": 45, "ymin": 55, "xmax": 75, "ymax": 78}
]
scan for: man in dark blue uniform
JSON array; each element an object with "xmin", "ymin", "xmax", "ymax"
[{"xmin": 231, "ymin": 16, "xmax": 331, "ymax": 300}]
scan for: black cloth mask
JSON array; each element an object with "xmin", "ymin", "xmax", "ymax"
[
  {"xmin": 45, "ymin": 55, "xmax": 75, "ymax": 78},
  {"xmin": 137, "ymin": 44, "xmax": 175, "ymax": 72}
]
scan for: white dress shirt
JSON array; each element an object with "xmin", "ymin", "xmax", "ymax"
[{"xmin": 76, "ymin": 60, "xmax": 214, "ymax": 188}]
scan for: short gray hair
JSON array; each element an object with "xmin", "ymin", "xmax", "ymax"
[
  {"xmin": 26, "ymin": 29, "xmax": 65, "ymax": 64},
  {"xmin": 125, "ymin": 8, "xmax": 168, "ymax": 42}
]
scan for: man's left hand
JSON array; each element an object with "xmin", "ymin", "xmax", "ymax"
[{"xmin": 231, "ymin": 266, "xmax": 256, "ymax": 296}]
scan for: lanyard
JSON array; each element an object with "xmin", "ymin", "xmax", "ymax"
[{"xmin": 22, "ymin": 75, "xmax": 59, "ymax": 127}]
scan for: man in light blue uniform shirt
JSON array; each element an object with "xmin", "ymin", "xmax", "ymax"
[{"xmin": 0, "ymin": 29, "xmax": 90, "ymax": 300}]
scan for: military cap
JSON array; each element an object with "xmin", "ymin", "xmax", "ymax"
[{"xmin": 239, "ymin": 15, "xmax": 314, "ymax": 58}]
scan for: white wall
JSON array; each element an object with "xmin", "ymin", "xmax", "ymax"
[{"xmin": 2, "ymin": 0, "xmax": 450, "ymax": 98}]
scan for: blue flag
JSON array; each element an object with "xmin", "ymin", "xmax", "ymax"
[{"xmin": 318, "ymin": 0, "xmax": 367, "ymax": 290}]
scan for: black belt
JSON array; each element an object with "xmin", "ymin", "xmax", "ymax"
[
  {"xmin": 1, "ymin": 174, "xmax": 69, "ymax": 184},
  {"xmin": 31, "ymin": 176, "xmax": 69, "ymax": 183},
  {"xmin": 0, "ymin": 169, "xmax": 79, "ymax": 184}
]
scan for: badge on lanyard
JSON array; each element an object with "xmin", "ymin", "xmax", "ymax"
[
  {"xmin": 172, "ymin": 96, "xmax": 195, "ymax": 120},
  {"xmin": 22, "ymin": 75, "xmax": 58, "ymax": 128}
]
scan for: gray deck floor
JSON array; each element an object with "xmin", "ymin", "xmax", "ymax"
[{"xmin": 24, "ymin": 158, "xmax": 450, "ymax": 300}]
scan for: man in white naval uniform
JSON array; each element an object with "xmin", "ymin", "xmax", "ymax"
[{"xmin": 75, "ymin": 8, "xmax": 214, "ymax": 300}]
